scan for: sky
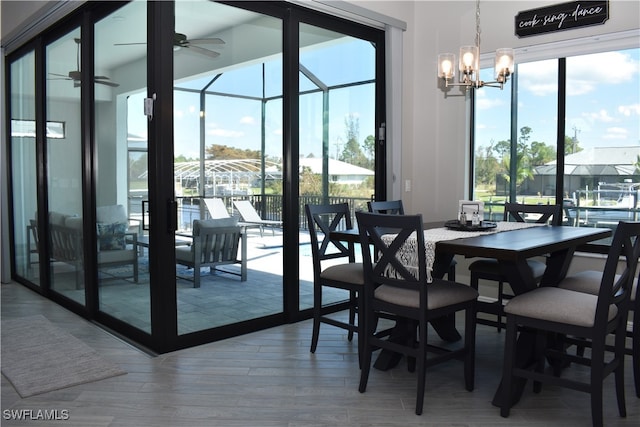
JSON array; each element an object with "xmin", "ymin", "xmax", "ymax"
[
  {"xmin": 127, "ymin": 37, "xmax": 377, "ymax": 161},
  {"xmin": 475, "ymin": 47, "xmax": 640, "ymax": 152},
  {"xmin": 128, "ymin": 43, "xmax": 639, "ymax": 163}
]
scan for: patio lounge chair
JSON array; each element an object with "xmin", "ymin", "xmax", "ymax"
[
  {"xmin": 203, "ymin": 198, "xmax": 232, "ymax": 219},
  {"xmin": 233, "ymin": 200, "xmax": 282, "ymax": 237}
]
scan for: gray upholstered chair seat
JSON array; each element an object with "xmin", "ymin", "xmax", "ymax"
[
  {"xmin": 559, "ymin": 270, "xmax": 636, "ymax": 302},
  {"xmin": 375, "ymin": 280, "xmax": 478, "ymax": 310},
  {"xmin": 504, "ymin": 287, "xmax": 617, "ymax": 327},
  {"xmin": 321, "ymin": 262, "xmax": 364, "ymax": 285},
  {"xmin": 468, "ymin": 258, "xmax": 546, "ymax": 278}
]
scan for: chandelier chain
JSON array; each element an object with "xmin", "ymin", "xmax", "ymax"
[{"xmin": 475, "ymin": 0, "xmax": 481, "ymax": 50}]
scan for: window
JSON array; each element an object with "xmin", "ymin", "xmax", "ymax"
[{"xmin": 473, "ymin": 47, "xmax": 640, "ymax": 233}]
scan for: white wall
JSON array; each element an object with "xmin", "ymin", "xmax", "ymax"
[{"xmin": 354, "ymin": 0, "xmax": 639, "ymax": 222}]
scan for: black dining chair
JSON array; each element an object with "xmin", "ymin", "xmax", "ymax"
[
  {"xmin": 468, "ymin": 202, "xmax": 562, "ymax": 331},
  {"xmin": 499, "ymin": 221, "xmax": 640, "ymax": 427},
  {"xmin": 355, "ymin": 211, "xmax": 478, "ymax": 415},
  {"xmin": 558, "ymin": 256, "xmax": 640, "ymax": 398},
  {"xmin": 305, "ymin": 203, "xmax": 364, "ymax": 361},
  {"xmin": 368, "ymin": 200, "xmax": 457, "ymax": 281}
]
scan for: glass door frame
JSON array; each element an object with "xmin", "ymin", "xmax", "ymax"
[{"xmin": 5, "ymin": 0, "xmax": 386, "ymax": 354}]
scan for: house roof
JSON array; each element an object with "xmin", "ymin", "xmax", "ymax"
[
  {"xmin": 535, "ymin": 146, "xmax": 640, "ymax": 176},
  {"xmin": 297, "ymin": 157, "xmax": 374, "ymax": 176}
]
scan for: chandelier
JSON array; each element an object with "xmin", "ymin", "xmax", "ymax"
[{"xmin": 437, "ymin": 0, "xmax": 514, "ymax": 91}]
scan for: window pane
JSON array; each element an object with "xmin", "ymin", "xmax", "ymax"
[
  {"xmin": 10, "ymin": 51, "xmax": 40, "ymax": 284},
  {"xmin": 473, "ymin": 67, "xmax": 512, "ymax": 220},
  {"xmin": 46, "ymin": 28, "xmax": 85, "ymax": 302},
  {"xmin": 563, "ymin": 48, "xmax": 640, "ymax": 228},
  {"xmin": 515, "ymin": 59, "xmax": 558, "ymax": 203}
]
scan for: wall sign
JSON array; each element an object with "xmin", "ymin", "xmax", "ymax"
[{"xmin": 515, "ymin": 1, "xmax": 609, "ymax": 38}]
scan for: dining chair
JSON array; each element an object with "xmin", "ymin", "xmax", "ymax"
[
  {"xmin": 355, "ymin": 211, "xmax": 478, "ymax": 415},
  {"xmin": 468, "ymin": 202, "xmax": 562, "ymax": 331},
  {"xmin": 499, "ymin": 221, "xmax": 640, "ymax": 427},
  {"xmin": 305, "ymin": 203, "xmax": 364, "ymax": 360},
  {"xmin": 367, "ymin": 200, "xmax": 457, "ymax": 281},
  {"xmin": 558, "ymin": 260, "xmax": 640, "ymax": 398}
]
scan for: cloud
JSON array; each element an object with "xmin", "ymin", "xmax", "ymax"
[
  {"xmin": 618, "ymin": 104, "xmax": 640, "ymax": 117},
  {"xmin": 475, "ymin": 91, "xmax": 506, "ymax": 110},
  {"xmin": 520, "ymin": 52, "xmax": 639, "ymax": 97},
  {"xmin": 582, "ymin": 109, "xmax": 616, "ymax": 123},
  {"xmin": 240, "ymin": 116, "xmax": 256, "ymax": 125},
  {"xmin": 208, "ymin": 128, "xmax": 245, "ymax": 138},
  {"xmin": 603, "ymin": 127, "xmax": 628, "ymax": 140}
]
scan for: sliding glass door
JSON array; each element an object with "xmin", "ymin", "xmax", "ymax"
[
  {"xmin": 171, "ymin": 2, "xmax": 284, "ymax": 335},
  {"xmin": 9, "ymin": 50, "xmax": 40, "ymax": 287},
  {"xmin": 6, "ymin": 0, "xmax": 385, "ymax": 353},
  {"xmin": 45, "ymin": 27, "xmax": 86, "ymax": 304},
  {"xmin": 94, "ymin": 1, "xmax": 150, "ymax": 331},
  {"xmin": 297, "ymin": 22, "xmax": 380, "ymax": 312}
]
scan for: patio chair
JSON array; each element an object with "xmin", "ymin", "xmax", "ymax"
[
  {"xmin": 203, "ymin": 198, "xmax": 232, "ymax": 219},
  {"xmin": 468, "ymin": 202, "xmax": 562, "ymax": 331},
  {"xmin": 355, "ymin": 211, "xmax": 478, "ymax": 415},
  {"xmin": 233, "ymin": 200, "xmax": 282, "ymax": 237},
  {"xmin": 500, "ymin": 220, "xmax": 640, "ymax": 427},
  {"xmin": 176, "ymin": 217, "xmax": 247, "ymax": 287}
]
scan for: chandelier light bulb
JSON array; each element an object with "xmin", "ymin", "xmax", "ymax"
[{"xmin": 438, "ymin": 53, "xmax": 456, "ymax": 79}]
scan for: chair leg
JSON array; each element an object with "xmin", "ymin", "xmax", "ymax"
[
  {"xmin": 614, "ymin": 322, "xmax": 627, "ymax": 416},
  {"xmin": 464, "ymin": 303, "xmax": 476, "ymax": 391},
  {"xmin": 358, "ymin": 308, "xmax": 374, "ymax": 394},
  {"xmin": 496, "ymin": 281, "xmax": 504, "ymax": 333},
  {"xmin": 447, "ymin": 263, "xmax": 456, "ymax": 281},
  {"xmin": 633, "ymin": 311, "xmax": 639, "ymax": 398},
  {"xmin": 348, "ymin": 290, "xmax": 357, "ymax": 342},
  {"xmin": 415, "ymin": 321, "xmax": 428, "ymax": 415},
  {"xmin": 590, "ymin": 339, "xmax": 606, "ymax": 427},
  {"xmin": 500, "ymin": 316, "xmax": 517, "ymax": 418},
  {"xmin": 310, "ymin": 285, "xmax": 321, "ymax": 353},
  {"xmin": 532, "ymin": 331, "xmax": 546, "ymax": 394}
]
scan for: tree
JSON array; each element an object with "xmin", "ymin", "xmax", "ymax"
[
  {"xmin": 564, "ymin": 134, "xmax": 583, "ymax": 155},
  {"xmin": 529, "ymin": 141, "xmax": 556, "ymax": 167},
  {"xmin": 475, "ymin": 141, "xmax": 500, "ymax": 188},
  {"xmin": 205, "ymin": 144, "xmax": 261, "ymax": 160},
  {"xmin": 339, "ymin": 114, "xmax": 370, "ymax": 169}
]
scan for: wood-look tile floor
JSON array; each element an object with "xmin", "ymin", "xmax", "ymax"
[{"xmin": 1, "ymin": 281, "xmax": 638, "ymax": 426}]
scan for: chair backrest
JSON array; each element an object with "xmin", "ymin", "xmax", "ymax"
[
  {"xmin": 367, "ymin": 200, "xmax": 405, "ymax": 215},
  {"xmin": 203, "ymin": 198, "xmax": 231, "ymax": 219},
  {"xmin": 305, "ymin": 203, "xmax": 356, "ymax": 273},
  {"xmin": 503, "ymin": 202, "xmax": 562, "ymax": 225},
  {"xmin": 355, "ymin": 211, "xmax": 427, "ymax": 305},
  {"xmin": 233, "ymin": 200, "xmax": 263, "ymax": 222},
  {"xmin": 595, "ymin": 221, "xmax": 640, "ymax": 331},
  {"xmin": 192, "ymin": 219, "xmax": 242, "ymax": 263}
]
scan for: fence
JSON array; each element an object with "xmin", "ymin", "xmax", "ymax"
[{"xmin": 175, "ymin": 195, "xmax": 371, "ymax": 232}]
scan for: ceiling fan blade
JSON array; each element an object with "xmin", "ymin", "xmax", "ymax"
[
  {"xmin": 114, "ymin": 42, "xmax": 146, "ymax": 46},
  {"xmin": 96, "ymin": 79, "xmax": 120, "ymax": 87},
  {"xmin": 49, "ymin": 72, "xmax": 70, "ymax": 78},
  {"xmin": 185, "ymin": 45, "xmax": 220, "ymax": 58},
  {"xmin": 186, "ymin": 38, "xmax": 225, "ymax": 45}
]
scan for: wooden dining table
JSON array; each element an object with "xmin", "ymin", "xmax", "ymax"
[{"xmin": 331, "ymin": 221, "xmax": 612, "ymax": 406}]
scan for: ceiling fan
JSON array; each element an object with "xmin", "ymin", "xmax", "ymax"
[
  {"xmin": 49, "ymin": 38, "xmax": 120, "ymax": 87},
  {"xmin": 115, "ymin": 32, "xmax": 225, "ymax": 58}
]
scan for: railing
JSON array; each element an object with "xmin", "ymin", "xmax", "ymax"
[{"xmin": 175, "ymin": 195, "xmax": 371, "ymax": 232}]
